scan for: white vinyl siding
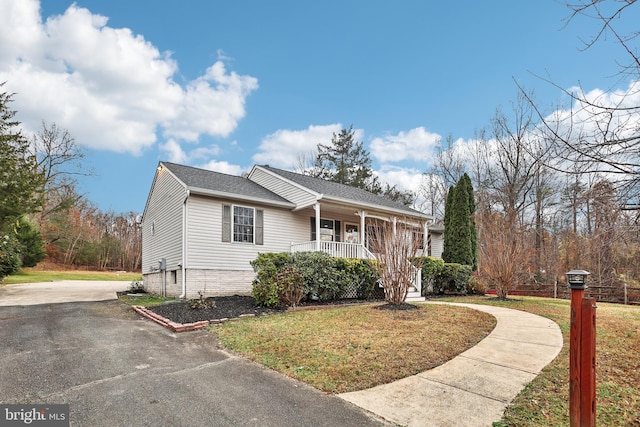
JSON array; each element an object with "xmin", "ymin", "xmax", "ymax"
[
  {"xmin": 186, "ymin": 195, "xmax": 308, "ymax": 271},
  {"xmin": 141, "ymin": 170, "xmax": 186, "ymax": 273},
  {"xmin": 249, "ymin": 167, "xmax": 317, "ymax": 207},
  {"xmin": 430, "ymin": 232, "xmax": 444, "ymax": 258}
]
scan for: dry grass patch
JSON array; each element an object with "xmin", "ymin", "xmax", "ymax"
[
  {"xmin": 214, "ymin": 303, "xmax": 495, "ymax": 393},
  {"xmin": 447, "ymin": 296, "xmax": 640, "ymax": 426}
]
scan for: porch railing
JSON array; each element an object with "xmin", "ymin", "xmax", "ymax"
[{"xmin": 290, "ymin": 241, "xmax": 375, "ymax": 259}]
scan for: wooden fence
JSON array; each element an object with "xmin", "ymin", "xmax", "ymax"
[{"xmin": 487, "ymin": 283, "xmax": 640, "ymax": 306}]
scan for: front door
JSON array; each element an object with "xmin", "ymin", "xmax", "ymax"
[{"xmin": 345, "ymin": 223, "xmax": 359, "ymax": 244}]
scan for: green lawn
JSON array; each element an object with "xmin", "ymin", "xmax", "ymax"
[
  {"xmin": 441, "ymin": 296, "xmax": 640, "ymax": 427},
  {"xmin": 214, "ymin": 303, "xmax": 496, "ymax": 393},
  {"xmin": 216, "ymin": 295, "xmax": 639, "ymax": 425}
]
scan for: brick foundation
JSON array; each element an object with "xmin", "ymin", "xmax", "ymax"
[{"xmin": 142, "ymin": 269, "xmax": 254, "ymax": 298}]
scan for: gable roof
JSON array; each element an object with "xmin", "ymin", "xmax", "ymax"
[
  {"xmin": 160, "ymin": 162, "xmax": 294, "ymax": 207},
  {"xmin": 257, "ymin": 165, "xmax": 430, "ymax": 218}
]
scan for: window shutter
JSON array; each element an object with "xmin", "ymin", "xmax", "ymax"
[
  {"xmin": 334, "ymin": 220, "xmax": 341, "ymax": 242},
  {"xmin": 255, "ymin": 209, "xmax": 264, "ymax": 245},
  {"xmin": 222, "ymin": 204, "xmax": 231, "ymax": 242},
  {"xmin": 310, "ymin": 217, "xmax": 316, "ymax": 241}
]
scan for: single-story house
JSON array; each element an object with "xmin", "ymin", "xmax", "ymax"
[{"xmin": 141, "ymin": 162, "xmax": 443, "ymax": 299}]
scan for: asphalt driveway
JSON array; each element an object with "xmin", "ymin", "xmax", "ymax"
[
  {"xmin": 0, "ymin": 280, "xmax": 131, "ymax": 306},
  {"xmin": 0, "ymin": 284, "xmax": 389, "ymax": 426}
]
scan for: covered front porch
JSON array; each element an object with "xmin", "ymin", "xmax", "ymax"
[{"xmin": 289, "ymin": 203, "xmax": 428, "ymax": 301}]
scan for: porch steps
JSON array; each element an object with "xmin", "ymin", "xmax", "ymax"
[{"xmin": 406, "ymin": 288, "xmax": 425, "ymax": 303}]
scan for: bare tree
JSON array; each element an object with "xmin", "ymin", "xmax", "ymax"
[
  {"xmin": 368, "ymin": 218, "xmax": 424, "ymax": 304},
  {"xmin": 30, "ymin": 121, "xmax": 91, "ymax": 218},
  {"xmin": 431, "ymin": 134, "xmax": 467, "ymax": 189},
  {"xmin": 520, "ymin": 0, "xmax": 640, "ymax": 205},
  {"xmin": 417, "ymin": 173, "xmax": 447, "ymax": 218},
  {"xmin": 478, "ymin": 209, "xmax": 533, "ymax": 299}
]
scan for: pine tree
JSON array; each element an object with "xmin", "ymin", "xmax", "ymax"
[
  {"xmin": 0, "ymin": 84, "xmax": 45, "ymax": 225},
  {"xmin": 0, "ymin": 84, "xmax": 45, "ymax": 279},
  {"xmin": 312, "ymin": 125, "xmax": 381, "ymax": 193}
]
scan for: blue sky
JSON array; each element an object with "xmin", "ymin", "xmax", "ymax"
[{"xmin": 1, "ymin": 0, "xmax": 637, "ymax": 214}]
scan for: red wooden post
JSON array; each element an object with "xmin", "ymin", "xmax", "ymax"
[
  {"xmin": 567, "ymin": 269, "xmax": 595, "ymax": 427},
  {"xmin": 569, "ymin": 285, "xmax": 584, "ymax": 426},
  {"xmin": 580, "ymin": 298, "xmax": 596, "ymax": 427}
]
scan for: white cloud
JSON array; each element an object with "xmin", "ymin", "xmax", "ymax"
[
  {"xmin": 0, "ymin": 0, "xmax": 258, "ymax": 155},
  {"xmin": 164, "ymin": 62, "xmax": 258, "ymax": 141},
  {"xmin": 370, "ymin": 127, "xmax": 441, "ymax": 163},
  {"xmin": 159, "ymin": 139, "xmax": 187, "ymax": 164},
  {"xmin": 160, "ymin": 139, "xmax": 222, "ymax": 164},
  {"xmin": 197, "ymin": 160, "xmax": 245, "ymax": 176},
  {"xmin": 252, "ymin": 124, "xmax": 343, "ymax": 168},
  {"xmin": 553, "ymin": 80, "xmax": 640, "ymax": 143},
  {"xmin": 376, "ymin": 165, "xmax": 424, "ymax": 193}
]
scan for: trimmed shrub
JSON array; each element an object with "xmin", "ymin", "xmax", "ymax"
[
  {"xmin": 416, "ymin": 256, "xmax": 445, "ymax": 296},
  {"xmin": 250, "ymin": 252, "xmax": 382, "ymax": 305},
  {"xmin": 456, "ymin": 265, "xmax": 473, "ymax": 294},
  {"xmin": 292, "ymin": 251, "xmax": 342, "ymax": 301},
  {"xmin": 278, "ymin": 266, "xmax": 305, "ymax": 308},
  {"xmin": 335, "ymin": 258, "xmax": 380, "ymax": 299},
  {"xmin": 434, "ymin": 262, "xmax": 473, "ymax": 294},
  {"xmin": 250, "ymin": 252, "xmax": 293, "ymax": 307}
]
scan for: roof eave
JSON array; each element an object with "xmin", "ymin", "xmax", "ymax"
[
  {"xmin": 188, "ymin": 187, "xmax": 296, "ymax": 209},
  {"xmin": 321, "ymin": 194, "xmax": 433, "ymax": 220}
]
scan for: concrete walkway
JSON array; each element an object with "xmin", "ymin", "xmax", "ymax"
[
  {"xmin": 0, "ymin": 280, "xmax": 131, "ymax": 306},
  {"xmin": 340, "ymin": 302, "xmax": 563, "ymax": 427}
]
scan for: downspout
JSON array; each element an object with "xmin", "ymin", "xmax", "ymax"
[{"xmin": 179, "ymin": 190, "xmax": 189, "ymax": 299}]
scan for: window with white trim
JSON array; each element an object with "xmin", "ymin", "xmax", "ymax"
[{"xmin": 233, "ymin": 206, "xmax": 255, "ymax": 243}]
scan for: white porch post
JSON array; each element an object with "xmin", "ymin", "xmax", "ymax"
[
  {"xmin": 392, "ymin": 216, "xmax": 397, "ymax": 237},
  {"xmin": 358, "ymin": 210, "xmax": 366, "ymax": 244},
  {"xmin": 314, "ymin": 203, "xmax": 321, "ymax": 251},
  {"xmin": 423, "ymin": 221, "xmax": 429, "ymax": 254}
]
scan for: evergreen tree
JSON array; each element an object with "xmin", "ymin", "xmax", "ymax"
[
  {"xmin": 312, "ymin": 125, "xmax": 381, "ymax": 193},
  {"xmin": 442, "ymin": 185, "xmax": 456, "ymax": 262},
  {"xmin": 442, "ymin": 174, "xmax": 477, "ymax": 269},
  {"xmin": 459, "ymin": 173, "xmax": 478, "ymax": 270},
  {"xmin": 382, "ymin": 183, "xmax": 416, "ymax": 206},
  {"xmin": 0, "ymin": 84, "xmax": 45, "ymax": 224},
  {"xmin": 0, "ymin": 84, "xmax": 45, "ymax": 278},
  {"xmin": 15, "ymin": 216, "xmax": 46, "ymax": 268},
  {"xmin": 0, "ymin": 231, "xmax": 21, "ymax": 280}
]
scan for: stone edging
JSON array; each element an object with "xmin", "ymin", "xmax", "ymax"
[{"xmin": 132, "ymin": 305, "xmax": 256, "ymax": 332}]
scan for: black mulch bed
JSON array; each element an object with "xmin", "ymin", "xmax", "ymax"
[
  {"xmin": 374, "ymin": 302, "xmax": 419, "ymax": 311},
  {"xmin": 146, "ymin": 295, "xmax": 386, "ymax": 325}
]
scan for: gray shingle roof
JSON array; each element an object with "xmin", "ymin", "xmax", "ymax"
[
  {"xmin": 260, "ymin": 165, "xmax": 428, "ymax": 217},
  {"xmin": 161, "ymin": 162, "xmax": 292, "ymax": 205}
]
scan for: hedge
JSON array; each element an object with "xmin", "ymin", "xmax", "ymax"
[
  {"xmin": 414, "ymin": 257, "xmax": 473, "ymax": 295},
  {"xmin": 250, "ymin": 252, "xmax": 380, "ymax": 307}
]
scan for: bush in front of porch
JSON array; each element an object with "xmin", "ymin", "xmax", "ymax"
[
  {"xmin": 250, "ymin": 252, "xmax": 380, "ymax": 308},
  {"xmin": 415, "ymin": 256, "xmax": 476, "ymax": 296}
]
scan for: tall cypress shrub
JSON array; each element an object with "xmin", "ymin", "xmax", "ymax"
[
  {"xmin": 442, "ymin": 175, "xmax": 477, "ymax": 270},
  {"xmin": 442, "ymin": 185, "xmax": 456, "ymax": 262},
  {"xmin": 459, "ymin": 174, "xmax": 477, "ymax": 270}
]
